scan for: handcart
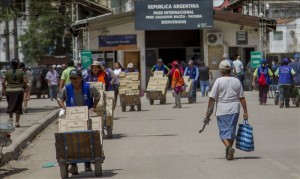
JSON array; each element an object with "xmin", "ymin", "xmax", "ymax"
[
  {"xmin": 146, "ymin": 90, "xmax": 167, "ymax": 105},
  {"xmin": 55, "ymin": 130, "xmax": 104, "ymax": 178},
  {"xmin": 176, "ymin": 80, "xmax": 194, "ymax": 103},
  {"xmin": 274, "ymin": 85, "xmax": 300, "ymax": 107},
  {"xmin": 119, "ymin": 94, "xmax": 141, "ymax": 112}
]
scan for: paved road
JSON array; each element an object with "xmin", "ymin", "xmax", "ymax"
[{"xmin": 1, "ymin": 92, "xmax": 300, "ymax": 179}]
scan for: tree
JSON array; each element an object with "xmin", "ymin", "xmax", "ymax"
[{"xmin": 19, "ymin": 0, "xmax": 72, "ymax": 64}]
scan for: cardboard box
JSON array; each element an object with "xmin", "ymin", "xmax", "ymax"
[
  {"xmin": 105, "ymin": 91, "xmax": 115, "ymax": 99},
  {"xmin": 119, "ymin": 72, "xmax": 126, "ymax": 78},
  {"xmin": 90, "ymin": 117, "xmax": 102, "ymax": 130},
  {"xmin": 58, "ymin": 119, "xmax": 88, "ymax": 132},
  {"xmin": 66, "ymin": 106, "xmax": 88, "ymax": 120},
  {"xmin": 153, "ymin": 71, "xmax": 164, "ymax": 77}
]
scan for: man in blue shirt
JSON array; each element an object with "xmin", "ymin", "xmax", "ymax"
[
  {"xmin": 151, "ymin": 58, "xmax": 170, "ymax": 76},
  {"xmin": 275, "ymin": 58, "xmax": 296, "ymax": 108},
  {"xmin": 184, "ymin": 60, "xmax": 199, "ymax": 102}
]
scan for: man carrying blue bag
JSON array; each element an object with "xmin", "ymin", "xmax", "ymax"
[{"xmin": 206, "ymin": 60, "xmax": 249, "ymax": 160}]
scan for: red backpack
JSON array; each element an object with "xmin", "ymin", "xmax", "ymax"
[{"xmin": 257, "ymin": 67, "xmax": 269, "ymax": 86}]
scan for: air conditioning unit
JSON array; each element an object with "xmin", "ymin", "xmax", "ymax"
[{"xmin": 207, "ymin": 33, "xmax": 223, "ymax": 45}]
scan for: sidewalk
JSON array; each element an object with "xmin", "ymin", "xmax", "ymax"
[{"xmin": 0, "ymin": 97, "xmax": 59, "ymax": 165}]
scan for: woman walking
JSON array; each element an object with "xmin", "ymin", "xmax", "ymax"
[
  {"xmin": 113, "ymin": 62, "xmax": 124, "ymax": 105},
  {"xmin": 206, "ymin": 60, "xmax": 248, "ymax": 160},
  {"xmin": 2, "ymin": 59, "xmax": 28, "ymax": 127},
  {"xmin": 171, "ymin": 61, "xmax": 185, "ymax": 108},
  {"xmin": 20, "ymin": 62, "xmax": 31, "ymax": 113},
  {"xmin": 84, "ymin": 61, "xmax": 107, "ymax": 85}
]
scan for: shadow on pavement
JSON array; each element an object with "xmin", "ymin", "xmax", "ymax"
[
  {"xmin": 144, "ymin": 134, "xmax": 178, "ymax": 137},
  {"xmin": 104, "ymin": 133, "xmax": 127, "ymax": 140},
  {"xmin": 72, "ymin": 169, "xmax": 122, "ymax": 178},
  {"xmin": 234, "ymin": 156, "xmax": 262, "ymax": 160},
  {"xmin": 150, "ymin": 118, "xmax": 176, "ymax": 121},
  {"xmin": 25, "ymin": 107, "xmax": 57, "ymax": 113},
  {"xmin": 0, "ymin": 168, "xmax": 28, "ymax": 178}
]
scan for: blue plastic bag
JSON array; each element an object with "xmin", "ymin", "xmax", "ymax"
[{"xmin": 236, "ymin": 119, "xmax": 254, "ymax": 152}]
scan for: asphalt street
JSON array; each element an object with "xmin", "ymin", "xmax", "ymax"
[{"xmin": 1, "ymin": 91, "xmax": 300, "ymax": 179}]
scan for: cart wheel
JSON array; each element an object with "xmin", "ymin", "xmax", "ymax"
[
  {"xmin": 121, "ymin": 105, "xmax": 126, "ymax": 112},
  {"xmin": 188, "ymin": 97, "xmax": 193, "ymax": 104},
  {"xmin": 296, "ymin": 96, "xmax": 300, "ymax": 107},
  {"xmin": 150, "ymin": 100, "xmax": 154, "ymax": 105},
  {"xmin": 107, "ymin": 126, "xmax": 113, "ymax": 139},
  {"xmin": 137, "ymin": 104, "xmax": 141, "ymax": 111},
  {"xmin": 160, "ymin": 98, "xmax": 166, "ymax": 104},
  {"xmin": 95, "ymin": 160, "xmax": 103, "ymax": 177},
  {"xmin": 274, "ymin": 93, "xmax": 279, "ymax": 105},
  {"xmin": 59, "ymin": 163, "xmax": 68, "ymax": 178}
]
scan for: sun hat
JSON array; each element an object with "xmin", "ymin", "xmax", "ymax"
[
  {"xmin": 91, "ymin": 61, "xmax": 101, "ymax": 67},
  {"xmin": 219, "ymin": 60, "xmax": 231, "ymax": 70},
  {"xmin": 127, "ymin": 63, "xmax": 134, "ymax": 68}
]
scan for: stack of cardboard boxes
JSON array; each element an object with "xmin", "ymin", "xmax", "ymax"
[
  {"xmin": 183, "ymin": 76, "xmax": 194, "ymax": 93},
  {"xmin": 146, "ymin": 76, "xmax": 168, "ymax": 95},
  {"xmin": 119, "ymin": 72, "xmax": 140, "ymax": 95},
  {"xmin": 104, "ymin": 91, "xmax": 115, "ymax": 127},
  {"xmin": 58, "ymin": 106, "xmax": 102, "ymax": 132},
  {"xmin": 87, "ymin": 82, "xmax": 105, "ymax": 112}
]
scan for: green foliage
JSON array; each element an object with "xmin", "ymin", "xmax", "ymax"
[{"xmin": 19, "ymin": 0, "xmax": 72, "ymax": 64}]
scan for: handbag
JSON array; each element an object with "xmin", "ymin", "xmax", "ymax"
[{"xmin": 236, "ymin": 119, "xmax": 254, "ymax": 152}]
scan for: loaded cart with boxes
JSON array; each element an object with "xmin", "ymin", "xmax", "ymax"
[
  {"xmin": 146, "ymin": 71, "xmax": 168, "ymax": 105},
  {"xmin": 55, "ymin": 106, "xmax": 105, "ymax": 178},
  {"xmin": 118, "ymin": 72, "xmax": 142, "ymax": 112},
  {"xmin": 173, "ymin": 76, "xmax": 194, "ymax": 103}
]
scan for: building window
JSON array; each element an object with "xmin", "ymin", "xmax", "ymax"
[{"xmin": 273, "ymin": 31, "xmax": 283, "ymax": 41}]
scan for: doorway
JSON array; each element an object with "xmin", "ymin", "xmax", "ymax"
[
  {"xmin": 124, "ymin": 51, "xmax": 140, "ymax": 72},
  {"xmin": 158, "ymin": 48, "xmax": 186, "ymax": 66}
]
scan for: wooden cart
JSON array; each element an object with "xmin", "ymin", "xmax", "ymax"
[
  {"xmin": 119, "ymin": 94, "xmax": 141, "ymax": 112},
  {"xmin": 173, "ymin": 81, "xmax": 194, "ymax": 103},
  {"xmin": 55, "ymin": 130, "xmax": 104, "ymax": 178},
  {"xmin": 146, "ymin": 90, "xmax": 167, "ymax": 105}
]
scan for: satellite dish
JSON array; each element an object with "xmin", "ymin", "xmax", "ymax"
[{"xmin": 208, "ymin": 34, "xmax": 218, "ymax": 43}]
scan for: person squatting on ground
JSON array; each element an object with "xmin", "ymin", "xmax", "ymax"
[
  {"xmin": 46, "ymin": 65, "xmax": 60, "ymax": 101},
  {"xmin": 206, "ymin": 60, "xmax": 248, "ymax": 160},
  {"xmin": 184, "ymin": 60, "xmax": 199, "ymax": 103},
  {"xmin": 20, "ymin": 62, "xmax": 31, "ymax": 113},
  {"xmin": 57, "ymin": 69, "xmax": 100, "ymax": 175},
  {"xmin": 252, "ymin": 59, "xmax": 273, "ymax": 105},
  {"xmin": 125, "ymin": 63, "xmax": 139, "ymax": 111},
  {"xmin": 275, "ymin": 58, "xmax": 296, "ymax": 108},
  {"xmin": 151, "ymin": 58, "xmax": 170, "ymax": 76},
  {"xmin": 171, "ymin": 61, "xmax": 185, "ymax": 108},
  {"xmin": 2, "ymin": 59, "xmax": 28, "ymax": 128},
  {"xmin": 198, "ymin": 61, "xmax": 212, "ymax": 97}
]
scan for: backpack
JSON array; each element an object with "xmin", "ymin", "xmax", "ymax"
[{"xmin": 257, "ymin": 67, "xmax": 271, "ymax": 86}]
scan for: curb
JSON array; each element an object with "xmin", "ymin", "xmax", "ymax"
[{"xmin": 1, "ymin": 109, "xmax": 59, "ymax": 165}]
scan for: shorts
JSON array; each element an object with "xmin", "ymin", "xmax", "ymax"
[{"xmin": 217, "ymin": 113, "xmax": 239, "ymax": 140}]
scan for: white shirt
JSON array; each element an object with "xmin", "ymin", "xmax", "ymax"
[
  {"xmin": 46, "ymin": 70, "xmax": 59, "ymax": 85},
  {"xmin": 114, "ymin": 68, "xmax": 122, "ymax": 84},
  {"xmin": 233, "ymin": 59, "xmax": 244, "ymax": 74},
  {"xmin": 209, "ymin": 77, "xmax": 244, "ymax": 116}
]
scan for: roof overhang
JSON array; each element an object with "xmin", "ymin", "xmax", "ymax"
[
  {"xmin": 72, "ymin": 10, "xmax": 276, "ymax": 31},
  {"xmin": 73, "ymin": 0, "xmax": 111, "ymax": 14}
]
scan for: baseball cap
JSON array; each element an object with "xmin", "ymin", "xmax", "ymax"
[
  {"xmin": 52, "ymin": 64, "xmax": 56, "ymax": 68},
  {"xmin": 157, "ymin": 58, "xmax": 163, "ymax": 62},
  {"xmin": 99, "ymin": 61, "xmax": 106, "ymax": 66},
  {"xmin": 219, "ymin": 60, "xmax": 231, "ymax": 70},
  {"xmin": 171, "ymin": 61, "xmax": 179, "ymax": 66},
  {"xmin": 127, "ymin": 63, "xmax": 134, "ymax": 68},
  {"xmin": 188, "ymin": 60, "xmax": 194, "ymax": 65},
  {"xmin": 69, "ymin": 69, "xmax": 82, "ymax": 78},
  {"xmin": 282, "ymin": 58, "xmax": 289, "ymax": 63},
  {"xmin": 261, "ymin": 59, "xmax": 267, "ymax": 64},
  {"xmin": 57, "ymin": 65, "xmax": 62, "ymax": 68}
]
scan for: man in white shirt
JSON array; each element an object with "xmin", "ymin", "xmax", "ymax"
[
  {"xmin": 233, "ymin": 55, "xmax": 244, "ymax": 88},
  {"xmin": 46, "ymin": 65, "xmax": 59, "ymax": 101}
]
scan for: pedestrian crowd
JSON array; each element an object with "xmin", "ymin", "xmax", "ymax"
[{"xmin": 1, "ymin": 52, "xmax": 299, "ymax": 166}]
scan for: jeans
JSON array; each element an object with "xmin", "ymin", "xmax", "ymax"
[
  {"xmin": 174, "ymin": 90, "xmax": 181, "ymax": 107},
  {"xmin": 279, "ymin": 85, "xmax": 291, "ymax": 106},
  {"xmin": 258, "ymin": 85, "xmax": 269, "ymax": 104},
  {"xmin": 237, "ymin": 74, "xmax": 244, "ymax": 89},
  {"xmin": 191, "ymin": 80, "xmax": 198, "ymax": 101},
  {"xmin": 200, "ymin": 80, "xmax": 210, "ymax": 97},
  {"xmin": 48, "ymin": 85, "xmax": 58, "ymax": 100}
]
